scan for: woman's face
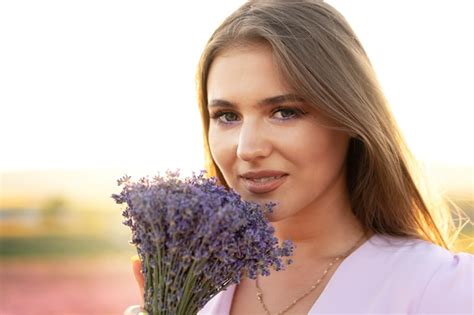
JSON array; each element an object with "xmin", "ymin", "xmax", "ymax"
[{"xmin": 207, "ymin": 44, "xmax": 350, "ymax": 222}]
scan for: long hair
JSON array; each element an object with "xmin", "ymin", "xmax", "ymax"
[{"xmin": 195, "ymin": 0, "xmax": 469, "ymax": 250}]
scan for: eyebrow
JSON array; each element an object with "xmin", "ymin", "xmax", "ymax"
[{"xmin": 207, "ymin": 94, "xmax": 305, "ymax": 109}]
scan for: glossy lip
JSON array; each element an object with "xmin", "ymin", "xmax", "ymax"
[
  {"xmin": 240, "ymin": 170, "xmax": 288, "ymax": 179},
  {"xmin": 240, "ymin": 172, "xmax": 288, "ymax": 194}
]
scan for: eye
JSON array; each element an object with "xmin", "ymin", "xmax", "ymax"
[
  {"xmin": 272, "ymin": 107, "xmax": 307, "ymax": 120},
  {"xmin": 210, "ymin": 111, "xmax": 240, "ymax": 124},
  {"xmin": 209, "ymin": 106, "xmax": 308, "ymax": 125}
]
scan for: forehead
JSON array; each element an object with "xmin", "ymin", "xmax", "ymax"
[{"xmin": 206, "ymin": 44, "xmax": 293, "ymax": 104}]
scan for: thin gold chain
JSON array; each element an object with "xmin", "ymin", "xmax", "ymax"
[{"xmin": 255, "ymin": 233, "xmax": 367, "ymax": 315}]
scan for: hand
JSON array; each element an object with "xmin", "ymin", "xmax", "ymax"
[
  {"xmin": 123, "ymin": 255, "xmax": 146, "ymax": 315},
  {"xmin": 124, "ymin": 305, "xmax": 147, "ymax": 315},
  {"xmin": 131, "ymin": 255, "xmax": 145, "ymax": 305}
]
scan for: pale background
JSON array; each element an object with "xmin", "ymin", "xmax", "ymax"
[
  {"xmin": 1, "ymin": 1, "xmax": 473, "ymax": 172},
  {"xmin": 0, "ymin": 1, "xmax": 472, "ymax": 314}
]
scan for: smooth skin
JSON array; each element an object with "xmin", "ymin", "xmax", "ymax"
[
  {"xmin": 130, "ymin": 43, "xmax": 367, "ymax": 313},
  {"xmin": 131, "ymin": 255, "xmax": 144, "ymax": 306}
]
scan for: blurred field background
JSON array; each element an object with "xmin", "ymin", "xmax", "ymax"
[
  {"xmin": 0, "ymin": 170, "xmax": 141, "ymax": 315},
  {"xmin": 0, "ymin": 166, "xmax": 472, "ymax": 315},
  {"xmin": 1, "ymin": 1, "xmax": 473, "ymax": 315}
]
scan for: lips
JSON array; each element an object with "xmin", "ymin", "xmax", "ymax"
[
  {"xmin": 240, "ymin": 170, "xmax": 288, "ymax": 179},
  {"xmin": 240, "ymin": 170, "xmax": 288, "ymax": 194}
]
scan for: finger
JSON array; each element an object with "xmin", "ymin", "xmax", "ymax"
[
  {"xmin": 131, "ymin": 255, "xmax": 145, "ymax": 305},
  {"xmin": 124, "ymin": 304, "xmax": 147, "ymax": 315}
]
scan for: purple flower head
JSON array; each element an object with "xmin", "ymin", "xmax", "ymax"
[{"xmin": 111, "ymin": 169, "xmax": 294, "ymax": 314}]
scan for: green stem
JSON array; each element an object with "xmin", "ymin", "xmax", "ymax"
[
  {"xmin": 152, "ymin": 254, "xmax": 159, "ymax": 314},
  {"xmin": 156, "ymin": 245, "xmax": 164, "ymax": 312},
  {"xmin": 176, "ymin": 260, "xmax": 199, "ymax": 315},
  {"xmin": 144, "ymin": 254, "xmax": 153, "ymax": 313},
  {"xmin": 156, "ymin": 220, "xmax": 165, "ymax": 312}
]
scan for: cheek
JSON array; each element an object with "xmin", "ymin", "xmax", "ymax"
[
  {"xmin": 208, "ymin": 127, "xmax": 233, "ymax": 171},
  {"xmin": 291, "ymin": 127, "xmax": 349, "ymax": 176}
]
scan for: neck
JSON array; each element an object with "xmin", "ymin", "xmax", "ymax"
[{"xmin": 271, "ymin": 179, "xmax": 368, "ymax": 264}]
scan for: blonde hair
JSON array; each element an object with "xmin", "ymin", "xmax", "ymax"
[{"xmin": 196, "ymin": 0, "xmax": 470, "ymax": 250}]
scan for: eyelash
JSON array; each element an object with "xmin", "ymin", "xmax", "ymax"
[{"xmin": 209, "ymin": 106, "xmax": 308, "ymax": 125}]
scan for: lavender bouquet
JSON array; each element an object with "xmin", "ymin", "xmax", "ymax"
[{"xmin": 111, "ymin": 170, "xmax": 294, "ymax": 315}]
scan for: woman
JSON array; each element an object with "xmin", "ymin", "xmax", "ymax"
[{"xmin": 126, "ymin": 1, "xmax": 472, "ymax": 314}]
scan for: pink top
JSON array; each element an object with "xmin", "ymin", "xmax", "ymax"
[{"xmin": 197, "ymin": 233, "xmax": 473, "ymax": 314}]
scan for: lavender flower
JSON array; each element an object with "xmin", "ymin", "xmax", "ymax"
[{"xmin": 111, "ymin": 169, "xmax": 294, "ymax": 315}]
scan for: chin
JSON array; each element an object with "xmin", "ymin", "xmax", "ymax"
[
  {"xmin": 262, "ymin": 202, "xmax": 288, "ymax": 221},
  {"xmin": 265, "ymin": 213, "xmax": 279, "ymax": 222},
  {"xmin": 227, "ymin": 188, "xmax": 283, "ymax": 223}
]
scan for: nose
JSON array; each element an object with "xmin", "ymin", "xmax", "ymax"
[{"xmin": 236, "ymin": 119, "xmax": 272, "ymax": 161}]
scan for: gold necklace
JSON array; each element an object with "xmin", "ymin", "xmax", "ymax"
[{"xmin": 255, "ymin": 233, "xmax": 367, "ymax": 315}]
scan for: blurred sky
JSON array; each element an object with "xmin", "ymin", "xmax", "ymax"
[{"xmin": 0, "ymin": 0, "xmax": 473, "ymax": 177}]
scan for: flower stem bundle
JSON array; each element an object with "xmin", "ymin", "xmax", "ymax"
[{"xmin": 112, "ymin": 170, "xmax": 294, "ymax": 315}]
